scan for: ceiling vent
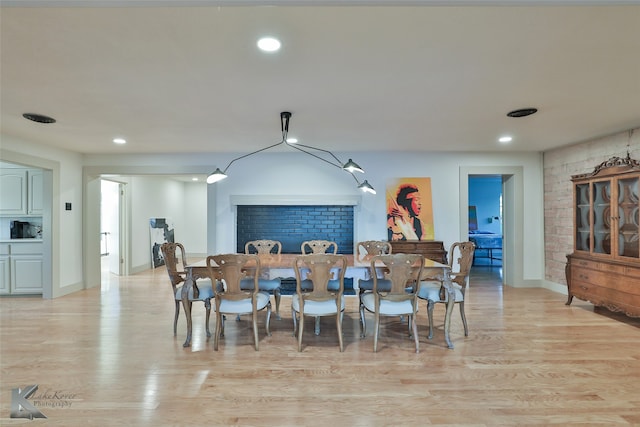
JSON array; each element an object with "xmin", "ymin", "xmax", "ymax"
[
  {"xmin": 507, "ymin": 108, "xmax": 537, "ymax": 118},
  {"xmin": 23, "ymin": 113, "xmax": 56, "ymax": 124}
]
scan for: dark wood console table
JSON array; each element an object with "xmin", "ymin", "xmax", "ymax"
[{"xmin": 389, "ymin": 240, "xmax": 448, "ymax": 264}]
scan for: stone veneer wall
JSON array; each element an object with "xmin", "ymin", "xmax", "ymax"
[{"xmin": 543, "ymin": 128, "xmax": 639, "ymax": 287}]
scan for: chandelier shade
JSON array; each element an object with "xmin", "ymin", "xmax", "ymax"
[
  {"xmin": 343, "ymin": 159, "xmax": 364, "ymax": 174},
  {"xmin": 206, "ymin": 168, "xmax": 227, "ymax": 184},
  {"xmin": 358, "ymin": 180, "xmax": 376, "ymax": 194}
]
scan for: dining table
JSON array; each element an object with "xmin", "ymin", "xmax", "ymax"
[{"xmin": 181, "ymin": 253, "xmax": 455, "ymax": 348}]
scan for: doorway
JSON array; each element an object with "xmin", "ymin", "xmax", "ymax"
[
  {"xmin": 100, "ymin": 179, "xmax": 123, "ymax": 282},
  {"xmin": 468, "ymin": 174, "xmax": 503, "ymax": 285},
  {"xmin": 468, "ymin": 175, "xmax": 503, "ymax": 267},
  {"xmin": 460, "ymin": 166, "xmax": 525, "ymax": 288}
]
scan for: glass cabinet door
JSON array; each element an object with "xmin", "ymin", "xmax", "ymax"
[
  {"xmin": 575, "ymin": 183, "xmax": 591, "ymax": 251},
  {"xmin": 617, "ymin": 176, "xmax": 640, "ymax": 258},
  {"xmin": 592, "ymin": 180, "xmax": 612, "ymax": 255}
]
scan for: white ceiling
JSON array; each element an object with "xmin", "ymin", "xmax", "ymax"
[{"xmin": 2, "ymin": 1, "xmax": 640, "ymax": 158}]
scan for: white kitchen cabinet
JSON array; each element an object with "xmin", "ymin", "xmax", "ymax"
[
  {"xmin": 0, "ymin": 244, "xmax": 9, "ymax": 294},
  {"xmin": 0, "ymin": 242, "xmax": 43, "ymax": 295},
  {"xmin": 0, "ymin": 169, "xmax": 28, "ymax": 214},
  {"xmin": 0, "ymin": 168, "xmax": 43, "ymax": 216},
  {"xmin": 11, "ymin": 255, "xmax": 43, "ymax": 294},
  {"xmin": 27, "ymin": 169, "xmax": 43, "ymax": 215}
]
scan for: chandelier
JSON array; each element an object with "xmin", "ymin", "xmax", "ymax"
[{"xmin": 206, "ymin": 112, "xmax": 376, "ymax": 194}]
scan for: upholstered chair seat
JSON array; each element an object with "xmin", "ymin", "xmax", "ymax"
[
  {"xmin": 217, "ymin": 287, "xmax": 271, "ymax": 314},
  {"xmin": 292, "ymin": 293, "xmax": 345, "ymax": 316},
  {"xmin": 174, "ymin": 280, "xmax": 215, "ymax": 301},
  {"xmin": 360, "ymin": 292, "xmax": 416, "ymax": 316},
  {"xmin": 416, "ymin": 281, "xmax": 464, "ymax": 303}
]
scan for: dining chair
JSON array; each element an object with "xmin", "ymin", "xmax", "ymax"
[
  {"xmin": 160, "ymin": 242, "xmax": 215, "ymax": 337},
  {"xmin": 244, "ymin": 239, "xmax": 282, "ymax": 255},
  {"xmin": 299, "ymin": 240, "xmax": 341, "ymax": 335},
  {"xmin": 207, "ymin": 254, "xmax": 272, "ymax": 351},
  {"xmin": 417, "ymin": 241, "xmax": 475, "ymax": 341},
  {"xmin": 356, "ymin": 240, "xmax": 394, "ymax": 331},
  {"xmin": 299, "ymin": 239, "xmax": 339, "ymax": 290},
  {"xmin": 356, "ymin": 240, "xmax": 392, "ymax": 257},
  {"xmin": 359, "ymin": 253, "xmax": 423, "ymax": 353},
  {"xmin": 356, "ymin": 240, "xmax": 393, "ymax": 292},
  {"xmin": 301, "ymin": 240, "xmax": 338, "ymax": 254},
  {"xmin": 242, "ymin": 239, "xmax": 283, "ymax": 319},
  {"xmin": 291, "ymin": 254, "xmax": 347, "ymax": 352}
]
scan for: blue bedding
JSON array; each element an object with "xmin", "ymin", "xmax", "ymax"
[{"xmin": 468, "ymin": 232, "xmax": 502, "ymax": 250}]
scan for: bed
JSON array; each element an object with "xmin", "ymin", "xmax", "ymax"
[{"xmin": 468, "ymin": 230, "xmax": 502, "ymax": 263}]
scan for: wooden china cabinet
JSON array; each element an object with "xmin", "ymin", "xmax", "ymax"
[{"xmin": 566, "ymin": 154, "xmax": 640, "ymax": 317}]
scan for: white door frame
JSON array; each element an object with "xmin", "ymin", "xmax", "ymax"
[{"xmin": 460, "ymin": 166, "xmax": 525, "ymax": 287}]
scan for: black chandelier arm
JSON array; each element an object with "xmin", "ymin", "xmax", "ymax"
[
  {"xmin": 285, "ymin": 142, "xmax": 344, "ymax": 170},
  {"xmin": 283, "ymin": 141, "xmax": 365, "ymax": 183},
  {"xmin": 222, "ymin": 139, "xmax": 285, "ymax": 173},
  {"xmin": 348, "ymin": 171, "xmax": 361, "ymax": 185},
  {"xmin": 287, "ymin": 141, "xmax": 346, "ymax": 168}
]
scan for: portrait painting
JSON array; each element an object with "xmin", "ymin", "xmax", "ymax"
[{"xmin": 387, "ymin": 178, "xmax": 434, "ymax": 241}]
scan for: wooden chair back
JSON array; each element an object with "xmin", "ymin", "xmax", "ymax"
[
  {"xmin": 244, "ymin": 239, "xmax": 282, "ymax": 255},
  {"xmin": 160, "ymin": 242, "xmax": 187, "ymax": 292},
  {"xmin": 301, "ymin": 240, "xmax": 338, "ymax": 254},
  {"xmin": 357, "ymin": 240, "xmax": 392, "ymax": 257},
  {"xmin": 371, "ymin": 253, "xmax": 423, "ymax": 295},
  {"xmin": 448, "ymin": 241, "xmax": 476, "ymax": 287},
  {"xmin": 207, "ymin": 253, "xmax": 260, "ymax": 297},
  {"xmin": 294, "ymin": 254, "xmax": 346, "ymax": 298}
]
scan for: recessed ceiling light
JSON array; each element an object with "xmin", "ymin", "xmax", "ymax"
[
  {"xmin": 23, "ymin": 113, "xmax": 56, "ymax": 124},
  {"xmin": 257, "ymin": 37, "xmax": 281, "ymax": 52},
  {"xmin": 113, "ymin": 138, "xmax": 126, "ymax": 145},
  {"xmin": 507, "ymin": 108, "xmax": 537, "ymax": 118},
  {"xmin": 499, "ymin": 136, "xmax": 513, "ymax": 143},
  {"xmin": 192, "ymin": 177, "xmax": 199, "ymax": 181},
  {"xmin": 286, "ymin": 137, "xmax": 298, "ymax": 143}
]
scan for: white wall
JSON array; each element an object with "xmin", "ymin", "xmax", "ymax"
[
  {"xmin": 128, "ymin": 176, "xmax": 207, "ymax": 271},
  {"xmin": 182, "ymin": 180, "xmax": 208, "ymax": 256}
]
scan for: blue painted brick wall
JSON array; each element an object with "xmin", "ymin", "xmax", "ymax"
[{"xmin": 236, "ymin": 205, "xmax": 354, "ymax": 254}]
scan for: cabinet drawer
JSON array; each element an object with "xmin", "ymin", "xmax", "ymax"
[
  {"xmin": 571, "ymin": 258, "xmax": 627, "ymax": 275},
  {"xmin": 625, "ymin": 266, "xmax": 640, "ymax": 279},
  {"xmin": 0, "ymin": 244, "xmax": 8, "ymax": 255},
  {"xmin": 571, "ymin": 266, "xmax": 640, "ymax": 295},
  {"xmin": 10, "ymin": 242, "xmax": 43, "ymax": 254}
]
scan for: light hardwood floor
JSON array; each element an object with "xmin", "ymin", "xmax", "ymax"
[{"xmin": 1, "ymin": 263, "xmax": 639, "ymax": 426}]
